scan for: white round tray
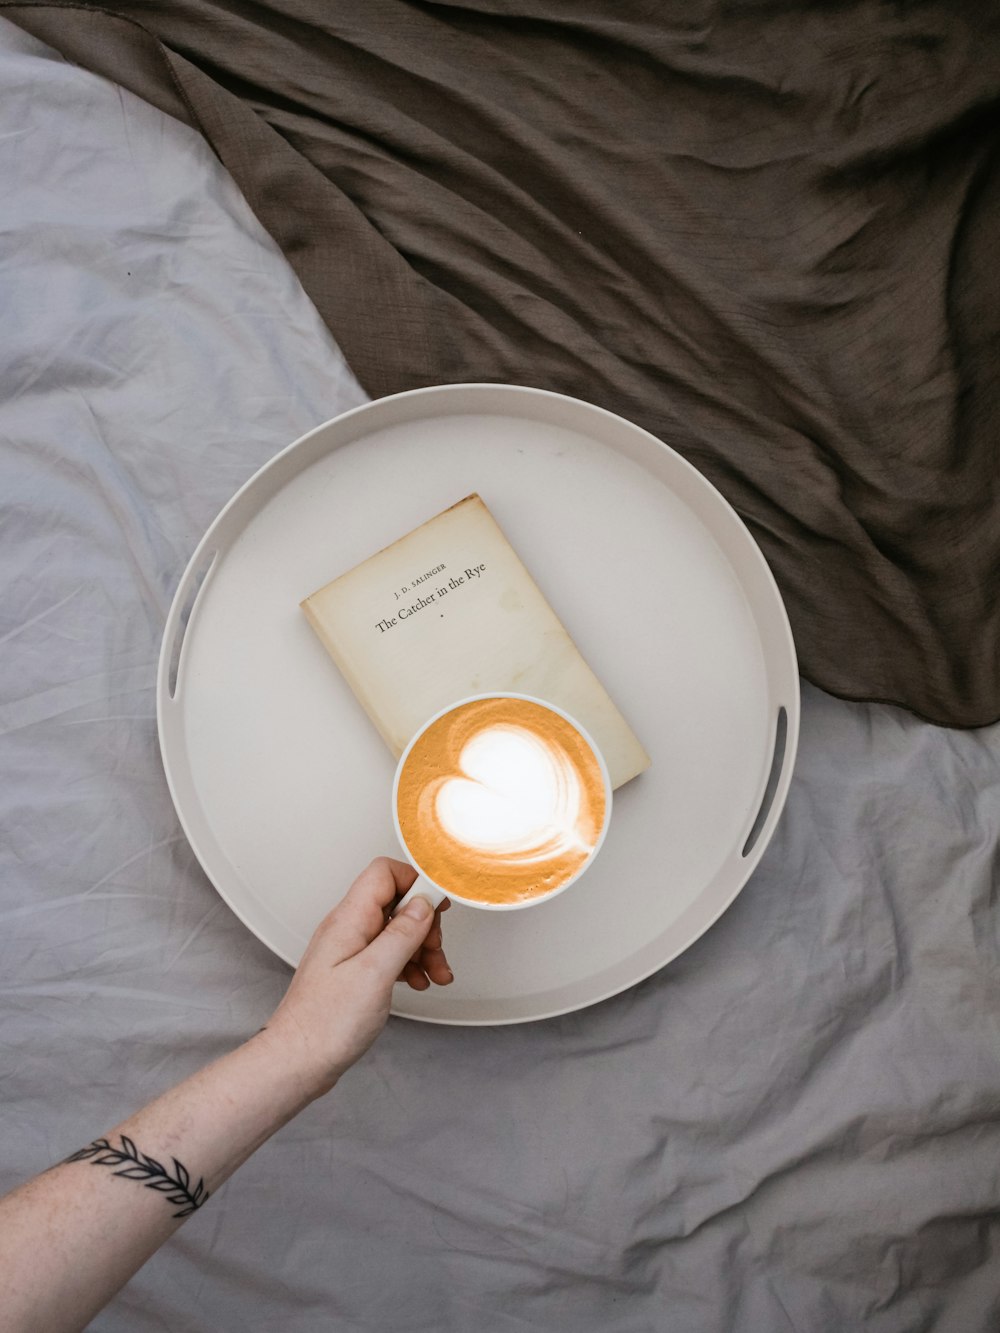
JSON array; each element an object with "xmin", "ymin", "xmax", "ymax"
[{"xmin": 157, "ymin": 385, "xmax": 799, "ymax": 1025}]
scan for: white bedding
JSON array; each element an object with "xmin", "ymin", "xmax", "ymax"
[{"xmin": 2, "ymin": 17, "xmax": 999, "ymax": 1331}]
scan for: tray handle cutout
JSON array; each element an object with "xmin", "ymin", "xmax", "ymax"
[
  {"xmin": 165, "ymin": 549, "xmax": 219, "ymax": 701},
  {"xmin": 741, "ymin": 706, "xmax": 789, "ymax": 858}
]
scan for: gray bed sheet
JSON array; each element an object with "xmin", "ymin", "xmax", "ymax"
[{"xmin": 2, "ymin": 19, "xmax": 999, "ymax": 1333}]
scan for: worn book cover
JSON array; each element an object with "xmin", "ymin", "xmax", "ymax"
[{"xmin": 301, "ymin": 494, "xmax": 650, "ymax": 790}]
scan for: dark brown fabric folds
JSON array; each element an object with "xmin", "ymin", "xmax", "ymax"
[{"xmin": 7, "ymin": 1, "xmax": 1000, "ymax": 725}]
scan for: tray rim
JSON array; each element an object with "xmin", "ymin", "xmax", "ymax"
[{"xmin": 156, "ymin": 382, "xmax": 800, "ymax": 1024}]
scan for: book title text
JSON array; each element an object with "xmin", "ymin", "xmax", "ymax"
[{"xmin": 377, "ymin": 564, "xmax": 487, "ymax": 633}]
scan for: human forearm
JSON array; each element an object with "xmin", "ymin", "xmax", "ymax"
[
  {"xmin": 0, "ymin": 859, "xmax": 447, "ymax": 1333},
  {"xmin": 0, "ymin": 1028, "xmax": 320, "ymax": 1333}
]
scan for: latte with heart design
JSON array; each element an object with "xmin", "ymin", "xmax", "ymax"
[{"xmin": 395, "ymin": 696, "xmax": 608, "ymax": 905}]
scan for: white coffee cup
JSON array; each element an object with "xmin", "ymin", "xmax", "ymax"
[{"xmin": 392, "ymin": 691, "xmax": 612, "ymax": 915}]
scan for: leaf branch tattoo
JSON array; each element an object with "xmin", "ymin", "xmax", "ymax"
[{"xmin": 63, "ymin": 1135, "xmax": 209, "ymax": 1218}]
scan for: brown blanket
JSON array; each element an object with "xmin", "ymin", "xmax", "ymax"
[{"xmin": 7, "ymin": 1, "xmax": 999, "ymax": 726}]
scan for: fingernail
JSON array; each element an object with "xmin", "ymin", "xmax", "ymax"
[
  {"xmin": 402, "ymin": 895, "xmax": 432, "ymax": 921},
  {"xmin": 444, "ymin": 970, "xmax": 454, "ymax": 984}
]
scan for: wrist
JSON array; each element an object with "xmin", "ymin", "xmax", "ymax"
[{"xmin": 250, "ymin": 1013, "xmax": 344, "ymax": 1105}]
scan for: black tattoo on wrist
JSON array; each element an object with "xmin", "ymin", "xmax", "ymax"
[{"xmin": 63, "ymin": 1135, "xmax": 209, "ymax": 1218}]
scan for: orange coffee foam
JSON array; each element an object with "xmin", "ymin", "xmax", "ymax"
[{"xmin": 397, "ymin": 697, "xmax": 606, "ymax": 905}]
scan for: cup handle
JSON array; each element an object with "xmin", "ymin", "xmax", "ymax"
[{"xmin": 391, "ymin": 874, "xmax": 447, "ymax": 917}]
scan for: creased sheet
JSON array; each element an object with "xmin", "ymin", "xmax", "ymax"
[{"xmin": 5, "ymin": 0, "xmax": 1000, "ymax": 726}]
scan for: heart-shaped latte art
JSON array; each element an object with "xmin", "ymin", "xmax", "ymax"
[{"xmin": 434, "ymin": 723, "xmax": 589, "ymax": 864}]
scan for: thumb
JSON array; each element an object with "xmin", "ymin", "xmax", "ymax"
[{"xmin": 363, "ymin": 896, "xmax": 435, "ymax": 981}]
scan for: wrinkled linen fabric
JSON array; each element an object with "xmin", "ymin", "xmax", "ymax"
[
  {"xmin": 4, "ymin": 0, "xmax": 1000, "ymax": 727},
  {"xmin": 2, "ymin": 19, "xmax": 1000, "ymax": 1333}
]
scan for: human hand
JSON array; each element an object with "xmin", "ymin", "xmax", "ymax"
[{"xmin": 264, "ymin": 857, "xmax": 452, "ymax": 1098}]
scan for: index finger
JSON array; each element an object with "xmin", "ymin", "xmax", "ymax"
[{"xmin": 332, "ymin": 857, "xmax": 419, "ymax": 954}]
